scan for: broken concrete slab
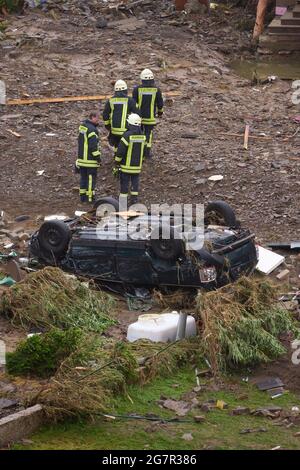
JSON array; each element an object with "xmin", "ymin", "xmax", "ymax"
[
  {"xmin": 256, "ymin": 377, "xmax": 284, "ymax": 391},
  {"xmin": 0, "ymin": 405, "xmax": 45, "ymax": 448},
  {"xmin": 157, "ymin": 399, "xmax": 191, "ymax": 416},
  {"xmin": 231, "ymin": 406, "xmax": 251, "ymax": 416}
]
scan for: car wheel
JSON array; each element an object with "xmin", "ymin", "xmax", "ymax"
[
  {"xmin": 205, "ymin": 201, "xmax": 237, "ymax": 227},
  {"xmin": 93, "ymin": 197, "xmax": 119, "ymax": 217},
  {"xmin": 37, "ymin": 221, "xmax": 71, "ymax": 258},
  {"xmin": 150, "ymin": 225, "xmax": 185, "ymax": 261}
]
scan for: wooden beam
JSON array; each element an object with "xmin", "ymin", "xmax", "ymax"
[
  {"xmin": 6, "ymin": 91, "xmax": 181, "ymax": 106},
  {"xmin": 243, "ymin": 125, "xmax": 250, "ymax": 150}
]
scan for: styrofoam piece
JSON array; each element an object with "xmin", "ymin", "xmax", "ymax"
[
  {"xmin": 127, "ymin": 312, "xmax": 197, "ymax": 343},
  {"xmin": 44, "ymin": 215, "xmax": 68, "ymax": 221},
  {"xmin": 208, "ymin": 175, "xmax": 223, "ymax": 182},
  {"xmin": 256, "ymin": 245, "xmax": 285, "ymax": 275},
  {"xmin": 75, "ymin": 210, "xmax": 87, "ymax": 217}
]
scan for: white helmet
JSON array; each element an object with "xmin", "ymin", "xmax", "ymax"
[
  {"xmin": 140, "ymin": 68, "xmax": 154, "ymax": 81},
  {"xmin": 114, "ymin": 79, "xmax": 127, "ymax": 92},
  {"xmin": 127, "ymin": 113, "xmax": 142, "ymax": 127}
]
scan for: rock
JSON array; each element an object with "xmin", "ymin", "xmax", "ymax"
[
  {"xmin": 0, "ymin": 398, "xmax": 18, "ymax": 410},
  {"xmin": 17, "ymin": 232, "xmax": 30, "ymax": 242},
  {"xmin": 194, "ymin": 415, "xmax": 206, "ymax": 423},
  {"xmin": 195, "ymin": 178, "xmax": 206, "ymax": 186},
  {"xmin": 0, "ymin": 381, "xmax": 16, "ymax": 394},
  {"xmin": 201, "ymin": 403, "xmax": 213, "ymax": 412},
  {"xmin": 276, "ymin": 269, "xmax": 290, "ymax": 281},
  {"xmin": 194, "ymin": 162, "xmax": 206, "ymax": 172},
  {"xmin": 15, "ymin": 215, "xmax": 30, "ymax": 222},
  {"xmin": 231, "ymin": 406, "xmax": 250, "ymax": 416},
  {"xmin": 181, "ymin": 432, "xmax": 193, "ymax": 441},
  {"xmin": 96, "ymin": 17, "xmax": 108, "ymax": 29},
  {"xmin": 158, "ymin": 399, "xmax": 191, "ymax": 416}
]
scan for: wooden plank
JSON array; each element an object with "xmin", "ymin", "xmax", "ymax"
[
  {"xmin": 243, "ymin": 125, "xmax": 250, "ymax": 150},
  {"xmin": 6, "ymin": 91, "xmax": 181, "ymax": 106}
]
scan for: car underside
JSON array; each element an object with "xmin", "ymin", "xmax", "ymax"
[{"xmin": 29, "ymin": 199, "xmax": 258, "ymax": 291}]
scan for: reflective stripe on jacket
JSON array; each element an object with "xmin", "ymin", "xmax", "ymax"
[
  {"xmin": 115, "ymin": 129, "xmax": 146, "ymax": 174},
  {"xmin": 76, "ymin": 120, "xmax": 101, "ymax": 168},
  {"xmin": 103, "ymin": 93, "xmax": 139, "ymax": 136},
  {"xmin": 132, "ymin": 82, "xmax": 164, "ymax": 126}
]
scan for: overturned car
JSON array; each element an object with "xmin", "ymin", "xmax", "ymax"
[{"xmin": 29, "ymin": 199, "xmax": 258, "ymax": 291}]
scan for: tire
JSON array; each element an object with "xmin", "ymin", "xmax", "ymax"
[
  {"xmin": 205, "ymin": 201, "xmax": 237, "ymax": 227},
  {"xmin": 93, "ymin": 197, "xmax": 119, "ymax": 216},
  {"xmin": 37, "ymin": 221, "xmax": 71, "ymax": 258},
  {"xmin": 150, "ymin": 225, "xmax": 185, "ymax": 261}
]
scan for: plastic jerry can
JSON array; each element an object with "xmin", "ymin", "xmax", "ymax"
[{"xmin": 127, "ymin": 312, "xmax": 197, "ymax": 343}]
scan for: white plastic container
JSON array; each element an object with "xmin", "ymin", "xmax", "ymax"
[{"xmin": 127, "ymin": 312, "xmax": 197, "ymax": 343}]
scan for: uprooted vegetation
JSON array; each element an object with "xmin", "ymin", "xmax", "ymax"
[
  {"xmin": 0, "ymin": 267, "xmax": 115, "ymax": 333},
  {"xmin": 197, "ymin": 276, "xmax": 299, "ymax": 373},
  {"xmin": 20, "ymin": 336, "xmax": 201, "ymax": 419},
  {"xmin": 2, "ymin": 267, "xmax": 299, "ymax": 421}
]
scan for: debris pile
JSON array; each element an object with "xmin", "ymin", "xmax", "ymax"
[
  {"xmin": 0, "ymin": 267, "xmax": 115, "ymax": 332},
  {"xmin": 22, "ymin": 336, "xmax": 201, "ymax": 419},
  {"xmin": 197, "ymin": 276, "xmax": 300, "ymax": 373}
]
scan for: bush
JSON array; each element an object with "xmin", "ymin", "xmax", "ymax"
[
  {"xmin": 0, "ymin": 1, "xmax": 24, "ymax": 12},
  {"xmin": 6, "ymin": 328, "xmax": 83, "ymax": 377}
]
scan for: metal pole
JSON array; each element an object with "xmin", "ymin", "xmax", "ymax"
[{"xmin": 176, "ymin": 311, "xmax": 188, "ymax": 340}]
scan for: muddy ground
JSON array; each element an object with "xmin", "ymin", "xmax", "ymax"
[
  {"xmin": 0, "ymin": 0, "xmax": 299, "ymax": 244},
  {"xmin": 0, "ymin": 0, "xmax": 300, "ymax": 407}
]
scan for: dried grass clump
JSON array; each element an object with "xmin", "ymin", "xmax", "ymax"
[
  {"xmin": 197, "ymin": 276, "xmax": 299, "ymax": 373},
  {"xmin": 153, "ymin": 289, "xmax": 196, "ymax": 310},
  {"xmin": 26, "ymin": 337, "xmax": 202, "ymax": 419},
  {"xmin": 0, "ymin": 267, "xmax": 115, "ymax": 333},
  {"xmin": 129, "ymin": 338, "xmax": 202, "ymax": 383},
  {"xmin": 29, "ymin": 337, "xmax": 139, "ymax": 419}
]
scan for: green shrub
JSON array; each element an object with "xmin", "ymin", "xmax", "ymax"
[
  {"xmin": 0, "ymin": 1, "xmax": 23, "ymax": 12},
  {"xmin": 6, "ymin": 328, "xmax": 83, "ymax": 377}
]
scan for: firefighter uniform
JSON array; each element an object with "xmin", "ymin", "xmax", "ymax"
[
  {"xmin": 115, "ymin": 123, "xmax": 146, "ymax": 204},
  {"xmin": 103, "ymin": 91, "xmax": 139, "ymax": 155},
  {"xmin": 132, "ymin": 75, "xmax": 164, "ymax": 157},
  {"xmin": 76, "ymin": 120, "xmax": 101, "ymax": 203}
]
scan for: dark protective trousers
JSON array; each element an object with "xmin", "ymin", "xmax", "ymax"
[
  {"xmin": 119, "ymin": 172, "xmax": 140, "ymax": 204},
  {"xmin": 143, "ymin": 124, "xmax": 154, "ymax": 157},
  {"xmin": 108, "ymin": 133, "xmax": 122, "ymax": 156},
  {"xmin": 79, "ymin": 167, "xmax": 97, "ymax": 203}
]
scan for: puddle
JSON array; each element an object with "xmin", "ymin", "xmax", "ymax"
[{"xmin": 230, "ymin": 55, "xmax": 300, "ymax": 80}]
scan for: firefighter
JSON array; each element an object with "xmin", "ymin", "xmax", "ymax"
[
  {"xmin": 103, "ymin": 79, "xmax": 139, "ymax": 157},
  {"xmin": 76, "ymin": 112, "xmax": 101, "ymax": 203},
  {"xmin": 132, "ymin": 69, "xmax": 164, "ymax": 158},
  {"xmin": 114, "ymin": 113, "xmax": 146, "ymax": 205}
]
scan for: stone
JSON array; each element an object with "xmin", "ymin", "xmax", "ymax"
[
  {"xmin": 276, "ymin": 269, "xmax": 290, "ymax": 281},
  {"xmin": 0, "ymin": 399, "xmax": 18, "ymax": 410},
  {"xmin": 194, "ymin": 415, "xmax": 206, "ymax": 423},
  {"xmin": 96, "ymin": 17, "xmax": 108, "ymax": 29},
  {"xmin": 231, "ymin": 406, "xmax": 250, "ymax": 416},
  {"xmin": 181, "ymin": 433, "xmax": 193, "ymax": 441}
]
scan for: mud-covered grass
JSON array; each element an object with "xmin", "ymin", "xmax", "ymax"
[{"xmin": 14, "ymin": 367, "xmax": 300, "ymax": 450}]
